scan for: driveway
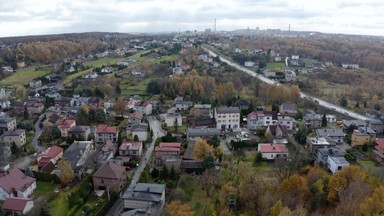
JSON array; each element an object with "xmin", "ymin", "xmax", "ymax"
[{"xmin": 32, "ymin": 114, "xmax": 47, "ymax": 153}]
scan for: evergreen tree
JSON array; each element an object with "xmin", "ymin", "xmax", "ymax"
[
  {"xmin": 322, "ymin": 114, "xmax": 327, "ymax": 127},
  {"xmin": 151, "ymin": 168, "xmax": 159, "ymax": 179},
  {"xmin": 133, "ymin": 134, "xmax": 139, "ymax": 141},
  {"xmin": 169, "ymin": 166, "xmax": 177, "ymax": 181},
  {"xmin": 159, "ymin": 165, "xmax": 169, "ymax": 181}
]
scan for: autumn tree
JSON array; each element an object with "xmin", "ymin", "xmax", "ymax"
[
  {"xmin": 327, "ymin": 165, "xmax": 367, "ymax": 203},
  {"xmin": 58, "ymin": 159, "xmax": 75, "ymax": 185},
  {"xmin": 357, "ymin": 185, "xmax": 384, "ymax": 215},
  {"xmin": 200, "ymin": 169, "xmax": 220, "ymax": 196},
  {"xmin": 278, "ymin": 174, "xmax": 311, "ymax": 209},
  {"xmin": 166, "ymin": 200, "xmax": 194, "ymax": 216},
  {"xmin": 289, "ymin": 85, "xmax": 301, "ymax": 103},
  {"xmin": 193, "ymin": 139, "xmax": 213, "ymax": 160}
]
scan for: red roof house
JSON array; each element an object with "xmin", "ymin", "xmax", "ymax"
[
  {"xmin": 258, "ymin": 143, "xmax": 289, "ymax": 160},
  {"xmin": 0, "ymin": 166, "xmax": 36, "ymax": 200},
  {"xmin": 3, "ymin": 197, "xmax": 34, "ymax": 214},
  {"xmin": 37, "ymin": 146, "xmax": 64, "ymax": 169},
  {"xmin": 154, "ymin": 142, "xmax": 181, "ymax": 164},
  {"xmin": 373, "ymin": 139, "xmax": 384, "ymax": 164},
  {"xmin": 96, "ymin": 125, "xmax": 119, "ymax": 144},
  {"xmin": 55, "ymin": 118, "xmax": 76, "ymax": 137}
]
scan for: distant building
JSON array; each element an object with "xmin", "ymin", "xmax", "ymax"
[
  {"xmin": 63, "ymin": 140, "xmax": 95, "ymax": 179},
  {"xmin": 154, "ymin": 142, "xmax": 181, "ymax": 164},
  {"xmin": 96, "ymin": 125, "xmax": 118, "ymax": 144},
  {"xmin": 215, "ymin": 107, "xmax": 240, "ymax": 132},
  {"xmin": 3, "ymin": 197, "xmax": 34, "ymax": 215},
  {"xmin": 316, "ymin": 129, "xmax": 344, "ymax": 145},
  {"xmin": 327, "ymin": 156, "xmax": 349, "ymax": 174},
  {"xmin": 258, "ymin": 143, "xmax": 288, "ymax": 160},
  {"xmin": 0, "ymin": 115, "xmax": 16, "ymax": 131},
  {"xmin": 92, "ymin": 163, "xmax": 127, "ymax": 192},
  {"xmin": 165, "ymin": 113, "xmax": 182, "ymax": 127},
  {"xmin": 0, "ymin": 129, "xmax": 26, "ymax": 147},
  {"xmin": 119, "ymin": 141, "xmax": 143, "ymax": 160},
  {"xmin": 247, "ymin": 111, "xmax": 278, "ymax": 130},
  {"xmin": 306, "ymin": 137, "xmax": 333, "ymax": 153}
]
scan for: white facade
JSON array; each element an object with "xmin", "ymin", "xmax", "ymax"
[
  {"xmin": 0, "ymin": 181, "xmax": 36, "ymax": 201},
  {"xmin": 165, "ymin": 113, "xmax": 182, "ymax": 127},
  {"xmin": 136, "ymin": 103, "xmax": 152, "ymax": 115},
  {"xmin": 244, "ymin": 61, "xmax": 255, "ymax": 67},
  {"xmin": 326, "ymin": 115, "xmax": 337, "ymax": 123},
  {"xmin": 327, "ymin": 156, "xmax": 349, "ymax": 174},
  {"xmin": 132, "ymin": 130, "xmax": 148, "ymax": 142},
  {"xmin": 278, "ymin": 116, "xmax": 297, "ymax": 130},
  {"xmin": 215, "ymin": 107, "xmax": 240, "ymax": 132}
]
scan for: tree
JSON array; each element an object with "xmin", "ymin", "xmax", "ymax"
[
  {"xmin": 271, "ymin": 104, "xmax": 280, "ymax": 113},
  {"xmin": 51, "ymin": 125, "xmax": 61, "ymax": 139},
  {"xmin": 57, "ymin": 160, "xmax": 75, "ymax": 185},
  {"xmin": 322, "ymin": 114, "xmax": 327, "ymax": 127},
  {"xmin": 151, "ymin": 168, "xmax": 159, "ymax": 179},
  {"xmin": 254, "ymin": 152, "xmax": 263, "ymax": 166},
  {"xmin": 166, "ymin": 200, "xmax": 194, "ymax": 216},
  {"xmin": 289, "ymin": 85, "xmax": 301, "ymax": 103},
  {"xmin": 200, "ymin": 169, "xmax": 219, "ymax": 196},
  {"xmin": 133, "ymin": 134, "xmax": 139, "ymax": 141},
  {"xmin": 209, "ymin": 135, "xmax": 220, "ymax": 147},
  {"xmin": 11, "ymin": 142, "xmax": 20, "ymax": 158},
  {"xmin": 357, "ymin": 185, "xmax": 384, "ymax": 215},
  {"xmin": 169, "ymin": 166, "xmax": 177, "ymax": 181},
  {"xmin": 270, "ymin": 200, "xmax": 283, "ymax": 216},
  {"xmin": 193, "ymin": 139, "xmax": 213, "ymax": 160},
  {"xmin": 203, "ymin": 154, "xmax": 215, "ymax": 169},
  {"xmin": 174, "ymin": 118, "xmax": 178, "ymax": 132},
  {"xmin": 159, "ymin": 165, "xmax": 169, "ymax": 181},
  {"xmin": 339, "ymin": 96, "xmax": 348, "ymax": 107},
  {"xmin": 374, "ymin": 103, "xmax": 381, "ymax": 111}
]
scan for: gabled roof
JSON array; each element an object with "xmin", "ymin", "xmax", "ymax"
[
  {"xmin": 93, "ymin": 163, "xmax": 125, "ymax": 179},
  {"xmin": 3, "ymin": 197, "xmax": 32, "ymax": 212},
  {"xmin": 216, "ymin": 106, "xmax": 240, "ymax": 114},
  {"xmin": 281, "ymin": 103, "xmax": 297, "ymax": 111},
  {"xmin": 40, "ymin": 161, "xmax": 56, "ymax": 173},
  {"xmin": 55, "ymin": 119, "xmax": 76, "ymax": 127},
  {"xmin": 44, "ymin": 146, "xmax": 63, "ymax": 159},
  {"xmin": 119, "ymin": 141, "xmax": 142, "ymax": 151},
  {"xmin": 68, "ymin": 125, "xmax": 89, "ymax": 133},
  {"xmin": 96, "ymin": 125, "xmax": 117, "ymax": 134},
  {"xmin": 374, "ymin": 139, "xmax": 384, "ymax": 153},
  {"xmin": 0, "ymin": 168, "xmax": 35, "ymax": 194},
  {"xmin": 129, "ymin": 112, "xmax": 143, "ymax": 120},
  {"xmin": 258, "ymin": 143, "xmax": 288, "ymax": 153},
  {"xmin": 316, "ymin": 129, "xmax": 344, "ymax": 137},
  {"xmin": 1, "ymin": 129, "xmax": 25, "ymax": 136}
]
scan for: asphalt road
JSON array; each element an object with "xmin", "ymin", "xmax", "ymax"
[
  {"xmin": 202, "ymin": 46, "xmax": 373, "ymax": 122},
  {"xmin": 108, "ymin": 117, "xmax": 165, "ymax": 215},
  {"xmin": 32, "ymin": 114, "xmax": 47, "ymax": 153}
]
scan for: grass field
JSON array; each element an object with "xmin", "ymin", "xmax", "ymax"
[
  {"xmin": 266, "ymin": 62, "xmax": 285, "ymax": 71},
  {"xmin": 34, "ymin": 181, "xmax": 58, "ymax": 197},
  {"xmin": 0, "ymin": 68, "xmax": 49, "ymax": 86},
  {"xmin": 84, "ymin": 57, "xmax": 126, "ymax": 68},
  {"xmin": 49, "ymin": 184, "xmax": 80, "ymax": 216},
  {"xmin": 120, "ymin": 77, "xmax": 153, "ymax": 96},
  {"xmin": 62, "ymin": 68, "xmax": 93, "ymax": 86}
]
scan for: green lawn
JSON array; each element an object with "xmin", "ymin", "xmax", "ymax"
[
  {"xmin": 84, "ymin": 57, "xmax": 126, "ymax": 68},
  {"xmin": 34, "ymin": 181, "xmax": 58, "ymax": 197},
  {"xmin": 62, "ymin": 68, "xmax": 93, "ymax": 86},
  {"xmin": 120, "ymin": 77, "xmax": 152, "ymax": 96},
  {"xmin": 49, "ymin": 184, "xmax": 80, "ymax": 216},
  {"xmin": 359, "ymin": 160, "xmax": 376, "ymax": 169},
  {"xmin": 266, "ymin": 62, "xmax": 285, "ymax": 71},
  {"xmin": 0, "ymin": 68, "xmax": 49, "ymax": 86}
]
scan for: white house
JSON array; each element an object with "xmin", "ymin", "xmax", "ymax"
[
  {"xmin": 327, "ymin": 156, "xmax": 349, "ymax": 174},
  {"xmin": 165, "ymin": 113, "xmax": 182, "ymax": 127},
  {"xmin": 175, "ymin": 100, "xmax": 192, "ymax": 111},
  {"xmin": 3, "ymin": 198, "xmax": 34, "ymax": 215},
  {"xmin": 277, "ymin": 116, "xmax": 297, "ymax": 131},
  {"xmin": 247, "ymin": 111, "xmax": 278, "ymax": 130},
  {"xmin": 258, "ymin": 143, "xmax": 289, "ymax": 160},
  {"xmin": 244, "ymin": 61, "xmax": 255, "ymax": 67},
  {"xmin": 0, "ymin": 165, "xmax": 36, "ymax": 200},
  {"xmin": 135, "ymin": 101, "xmax": 152, "ymax": 116},
  {"xmin": 101, "ymin": 67, "xmax": 114, "ymax": 73},
  {"xmin": 215, "ymin": 107, "xmax": 240, "ymax": 132},
  {"xmin": 326, "ymin": 115, "xmax": 337, "ymax": 123}
]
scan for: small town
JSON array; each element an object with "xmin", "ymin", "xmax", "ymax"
[{"xmin": 0, "ymin": 5, "xmax": 384, "ymax": 216}]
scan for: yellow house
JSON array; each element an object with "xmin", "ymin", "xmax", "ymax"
[{"xmin": 351, "ymin": 130, "xmax": 375, "ymax": 147}]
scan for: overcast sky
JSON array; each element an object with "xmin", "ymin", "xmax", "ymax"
[{"xmin": 1, "ymin": 0, "xmax": 384, "ymax": 37}]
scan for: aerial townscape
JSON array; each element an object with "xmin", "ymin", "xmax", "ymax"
[{"xmin": 1, "ymin": 13, "xmax": 384, "ymax": 216}]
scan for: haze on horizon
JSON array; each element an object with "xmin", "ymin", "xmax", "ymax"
[{"xmin": 1, "ymin": 0, "xmax": 384, "ymax": 37}]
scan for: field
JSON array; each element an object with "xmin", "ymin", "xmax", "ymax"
[
  {"xmin": 49, "ymin": 184, "xmax": 80, "ymax": 216},
  {"xmin": 33, "ymin": 181, "xmax": 58, "ymax": 197},
  {"xmin": 62, "ymin": 68, "xmax": 93, "ymax": 86},
  {"xmin": 266, "ymin": 62, "xmax": 285, "ymax": 71},
  {"xmin": 0, "ymin": 68, "xmax": 49, "ymax": 86}
]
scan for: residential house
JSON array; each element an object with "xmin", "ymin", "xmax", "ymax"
[
  {"xmin": 277, "ymin": 116, "xmax": 297, "ymax": 131},
  {"xmin": 54, "ymin": 97, "xmax": 73, "ymax": 108},
  {"xmin": 3, "ymin": 197, "xmax": 34, "ymax": 215},
  {"xmin": 67, "ymin": 126, "xmax": 90, "ymax": 140},
  {"xmin": 191, "ymin": 104, "xmax": 212, "ymax": 118},
  {"xmin": 37, "ymin": 146, "xmax": 64, "ymax": 171},
  {"xmin": 96, "ymin": 125, "xmax": 118, "ymax": 144},
  {"xmin": 258, "ymin": 143, "xmax": 289, "ymax": 160},
  {"xmin": 191, "ymin": 117, "xmax": 216, "ymax": 128},
  {"xmin": 92, "ymin": 163, "xmax": 127, "ymax": 191},
  {"xmin": 135, "ymin": 101, "xmax": 152, "ymax": 115},
  {"xmin": 265, "ymin": 125, "xmax": 288, "ymax": 139},
  {"xmin": 244, "ymin": 61, "xmax": 255, "ymax": 67},
  {"xmin": 369, "ymin": 119, "xmax": 384, "ymax": 133},
  {"xmin": 1, "ymin": 66, "xmax": 13, "ymax": 74},
  {"xmin": 327, "ymin": 156, "xmax": 350, "ymax": 174},
  {"xmin": 284, "ymin": 69, "xmax": 297, "ymax": 82},
  {"xmin": 186, "ymin": 128, "xmax": 221, "ymax": 140},
  {"xmin": 341, "ymin": 64, "xmax": 359, "ymax": 69},
  {"xmin": 82, "ymin": 72, "xmax": 98, "ymax": 79},
  {"xmin": 263, "ymin": 69, "xmax": 276, "ymax": 77},
  {"xmin": 326, "ymin": 115, "xmax": 337, "ymax": 123},
  {"xmin": 316, "ymin": 129, "xmax": 344, "ymax": 145},
  {"xmin": 306, "ymin": 137, "xmax": 333, "ymax": 153},
  {"xmin": 55, "ymin": 119, "xmax": 76, "ymax": 138},
  {"xmin": 372, "ymin": 139, "xmax": 384, "ymax": 164},
  {"xmin": 122, "ymin": 183, "xmax": 166, "ymax": 213},
  {"xmin": 128, "ymin": 112, "xmax": 143, "ymax": 124},
  {"xmin": 99, "ymin": 141, "xmax": 118, "ymax": 165},
  {"xmin": 0, "ymin": 130, "xmax": 26, "ymax": 147},
  {"xmin": 0, "ymin": 165, "xmax": 36, "ymax": 200},
  {"xmin": 25, "ymin": 101, "xmax": 44, "ymax": 115},
  {"xmin": 165, "ymin": 113, "xmax": 182, "ymax": 127},
  {"xmin": 29, "ymin": 80, "xmax": 42, "ymax": 88},
  {"xmin": 126, "ymin": 122, "xmax": 148, "ymax": 142},
  {"xmin": 103, "ymin": 99, "xmax": 115, "ymax": 110},
  {"xmin": 118, "ymin": 141, "xmax": 143, "ymax": 160},
  {"xmin": 88, "ymin": 97, "xmax": 104, "ymax": 110},
  {"xmin": 316, "ymin": 147, "xmax": 343, "ymax": 165},
  {"xmin": 280, "ymin": 103, "xmax": 297, "ymax": 115},
  {"xmin": 351, "ymin": 127, "xmax": 376, "ymax": 147},
  {"xmin": 175, "ymin": 100, "xmax": 192, "ymax": 111},
  {"xmin": 235, "ymin": 99, "xmax": 251, "ymax": 111},
  {"xmin": 101, "ymin": 67, "xmax": 114, "ymax": 73},
  {"xmin": 215, "ymin": 107, "xmax": 240, "ymax": 132},
  {"xmin": 42, "ymin": 113, "xmax": 61, "ymax": 128},
  {"xmin": 27, "ymin": 91, "xmax": 40, "ymax": 99},
  {"xmin": 0, "ymin": 115, "xmax": 17, "ymax": 131},
  {"xmin": 154, "ymin": 142, "xmax": 181, "ymax": 164},
  {"xmin": 63, "ymin": 140, "xmax": 95, "ymax": 179},
  {"xmin": 12, "ymin": 102, "xmax": 25, "ymax": 114},
  {"xmin": 304, "ymin": 113, "xmax": 322, "ymax": 129},
  {"xmin": 247, "ymin": 111, "xmax": 278, "ymax": 130}
]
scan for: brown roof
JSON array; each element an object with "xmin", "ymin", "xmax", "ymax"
[
  {"xmin": 0, "ymin": 168, "xmax": 35, "ymax": 194},
  {"xmin": 129, "ymin": 112, "xmax": 143, "ymax": 120},
  {"xmin": 96, "ymin": 124, "xmax": 118, "ymax": 134},
  {"xmin": 93, "ymin": 163, "xmax": 126, "ymax": 179},
  {"xmin": 3, "ymin": 197, "xmax": 32, "ymax": 212},
  {"xmin": 44, "ymin": 146, "xmax": 63, "ymax": 159}
]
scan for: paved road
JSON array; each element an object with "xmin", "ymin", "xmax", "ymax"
[
  {"xmin": 202, "ymin": 46, "xmax": 373, "ymax": 122},
  {"xmin": 108, "ymin": 117, "xmax": 165, "ymax": 216},
  {"xmin": 32, "ymin": 114, "xmax": 46, "ymax": 153}
]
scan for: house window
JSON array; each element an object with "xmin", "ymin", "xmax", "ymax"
[{"xmin": 338, "ymin": 166, "xmax": 342, "ymax": 170}]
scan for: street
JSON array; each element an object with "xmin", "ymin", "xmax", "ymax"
[
  {"xmin": 202, "ymin": 46, "xmax": 373, "ymax": 122},
  {"xmin": 32, "ymin": 114, "xmax": 47, "ymax": 153},
  {"xmin": 108, "ymin": 116, "xmax": 165, "ymax": 215}
]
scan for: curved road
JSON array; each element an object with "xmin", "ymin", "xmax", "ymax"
[
  {"xmin": 32, "ymin": 114, "xmax": 47, "ymax": 153},
  {"xmin": 203, "ymin": 46, "xmax": 373, "ymax": 121}
]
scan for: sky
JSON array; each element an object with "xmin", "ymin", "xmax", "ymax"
[{"xmin": 1, "ymin": 0, "xmax": 384, "ymax": 37}]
